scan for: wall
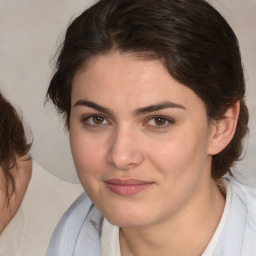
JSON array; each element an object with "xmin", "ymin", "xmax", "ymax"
[{"xmin": 0, "ymin": 0, "xmax": 255, "ymax": 184}]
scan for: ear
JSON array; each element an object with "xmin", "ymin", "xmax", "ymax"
[{"xmin": 208, "ymin": 101, "xmax": 240, "ymax": 156}]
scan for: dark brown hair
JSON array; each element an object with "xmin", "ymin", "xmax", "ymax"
[
  {"xmin": 0, "ymin": 92, "xmax": 32, "ymax": 200},
  {"xmin": 46, "ymin": 0, "xmax": 249, "ymax": 178}
]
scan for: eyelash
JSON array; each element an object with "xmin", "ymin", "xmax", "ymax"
[
  {"xmin": 81, "ymin": 115, "xmax": 110, "ymax": 127},
  {"xmin": 145, "ymin": 116, "xmax": 175, "ymax": 129},
  {"xmin": 80, "ymin": 115, "xmax": 174, "ymax": 129}
]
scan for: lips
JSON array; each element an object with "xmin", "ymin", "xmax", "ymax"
[{"xmin": 105, "ymin": 179, "xmax": 154, "ymax": 196}]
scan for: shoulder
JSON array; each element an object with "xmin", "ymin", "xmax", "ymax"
[
  {"xmin": 215, "ymin": 176, "xmax": 256, "ymax": 255},
  {"xmin": 228, "ymin": 176, "xmax": 256, "ymax": 210},
  {"xmin": 229, "ymin": 176, "xmax": 256, "ymax": 232},
  {"xmin": 46, "ymin": 192, "xmax": 101, "ymax": 256}
]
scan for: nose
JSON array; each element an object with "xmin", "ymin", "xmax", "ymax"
[{"xmin": 106, "ymin": 126, "xmax": 144, "ymax": 170}]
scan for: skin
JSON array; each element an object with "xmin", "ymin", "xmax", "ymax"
[
  {"xmin": 69, "ymin": 51, "xmax": 238, "ymax": 256},
  {"xmin": 0, "ymin": 155, "xmax": 32, "ymax": 234}
]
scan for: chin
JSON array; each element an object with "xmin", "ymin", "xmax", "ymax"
[
  {"xmin": 103, "ymin": 207, "xmax": 153, "ymax": 228},
  {"xmin": 107, "ymin": 216, "xmax": 147, "ymax": 228}
]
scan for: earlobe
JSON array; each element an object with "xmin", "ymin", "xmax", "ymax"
[{"xmin": 208, "ymin": 101, "xmax": 240, "ymax": 155}]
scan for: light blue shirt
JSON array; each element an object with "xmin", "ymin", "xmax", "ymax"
[{"xmin": 46, "ymin": 177, "xmax": 256, "ymax": 256}]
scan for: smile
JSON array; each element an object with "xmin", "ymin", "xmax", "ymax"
[{"xmin": 104, "ymin": 179, "xmax": 154, "ymax": 196}]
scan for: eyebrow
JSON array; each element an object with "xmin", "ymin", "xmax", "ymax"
[
  {"xmin": 74, "ymin": 100, "xmax": 113, "ymax": 116},
  {"xmin": 135, "ymin": 101, "xmax": 186, "ymax": 115},
  {"xmin": 74, "ymin": 100, "xmax": 186, "ymax": 116}
]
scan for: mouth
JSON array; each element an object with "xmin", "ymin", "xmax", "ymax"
[{"xmin": 104, "ymin": 179, "xmax": 154, "ymax": 196}]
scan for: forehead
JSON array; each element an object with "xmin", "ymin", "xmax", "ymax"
[
  {"xmin": 74, "ymin": 52, "xmax": 165, "ymax": 85},
  {"xmin": 71, "ymin": 51, "xmax": 205, "ymax": 112}
]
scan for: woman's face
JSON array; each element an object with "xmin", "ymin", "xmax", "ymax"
[{"xmin": 70, "ymin": 52, "xmax": 215, "ymax": 228}]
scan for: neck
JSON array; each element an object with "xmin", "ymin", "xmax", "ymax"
[{"xmin": 120, "ymin": 179, "xmax": 225, "ymax": 256}]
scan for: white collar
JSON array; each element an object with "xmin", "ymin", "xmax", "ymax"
[
  {"xmin": 101, "ymin": 218, "xmax": 121, "ymax": 256},
  {"xmin": 202, "ymin": 178, "xmax": 232, "ymax": 255}
]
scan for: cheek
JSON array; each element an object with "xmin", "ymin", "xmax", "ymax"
[
  {"xmin": 69, "ymin": 130, "xmax": 103, "ymax": 179},
  {"xmin": 148, "ymin": 141, "xmax": 191, "ymax": 176},
  {"xmin": 146, "ymin": 128, "xmax": 209, "ymax": 178},
  {"xmin": 69, "ymin": 133, "xmax": 107, "ymax": 201}
]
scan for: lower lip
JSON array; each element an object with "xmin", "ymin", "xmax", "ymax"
[{"xmin": 105, "ymin": 183, "xmax": 153, "ymax": 196}]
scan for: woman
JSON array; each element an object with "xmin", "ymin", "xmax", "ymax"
[
  {"xmin": 0, "ymin": 92, "xmax": 32, "ymax": 234},
  {"xmin": 46, "ymin": 0, "xmax": 255, "ymax": 255}
]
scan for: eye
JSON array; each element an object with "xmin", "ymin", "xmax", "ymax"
[
  {"xmin": 82, "ymin": 115, "xmax": 109, "ymax": 126},
  {"xmin": 146, "ymin": 116, "xmax": 174, "ymax": 128}
]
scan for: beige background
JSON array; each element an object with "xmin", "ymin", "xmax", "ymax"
[{"xmin": 0, "ymin": 0, "xmax": 255, "ymax": 184}]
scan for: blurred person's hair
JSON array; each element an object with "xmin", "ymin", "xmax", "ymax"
[{"xmin": 0, "ymin": 92, "xmax": 32, "ymax": 203}]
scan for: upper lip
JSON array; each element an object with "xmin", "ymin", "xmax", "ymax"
[{"xmin": 105, "ymin": 179, "xmax": 153, "ymax": 185}]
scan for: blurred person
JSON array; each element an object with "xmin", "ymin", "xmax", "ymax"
[
  {"xmin": 0, "ymin": 91, "xmax": 83, "ymax": 255},
  {"xmin": 0, "ymin": 91, "xmax": 32, "ymax": 234}
]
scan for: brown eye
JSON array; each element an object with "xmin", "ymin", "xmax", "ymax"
[
  {"xmin": 146, "ymin": 116, "xmax": 174, "ymax": 129},
  {"xmin": 82, "ymin": 115, "xmax": 109, "ymax": 126},
  {"xmin": 153, "ymin": 117, "xmax": 167, "ymax": 126},
  {"xmin": 92, "ymin": 116, "xmax": 104, "ymax": 124}
]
